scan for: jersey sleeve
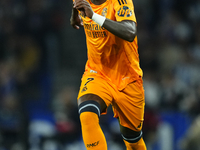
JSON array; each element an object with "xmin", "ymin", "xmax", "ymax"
[{"xmin": 113, "ymin": 0, "xmax": 136, "ymax": 22}]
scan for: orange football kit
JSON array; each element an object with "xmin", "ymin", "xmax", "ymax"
[{"xmin": 76, "ymin": 0, "xmax": 145, "ymax": 132}]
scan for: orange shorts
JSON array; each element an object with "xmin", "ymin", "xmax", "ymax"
[{"xmin": 77, "ymin": 72, "xmax": 145, "ymax": 132}]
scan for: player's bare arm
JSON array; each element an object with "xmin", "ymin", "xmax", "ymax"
[
  {"xmin": 74, "ymin": 0, "xmax": 137, "ymax": 42},
  {"xmin": 103, "ymin": 20, "xmax": 136, "ymax": 42},
  {"xmin": 70, "ymin": 7, "xmax": 83, "ymax": 29}
]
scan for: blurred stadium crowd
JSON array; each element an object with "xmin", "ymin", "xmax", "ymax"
[{"xmin": 0, "ymin": 0, "xmax": 200, "ymax": 150}]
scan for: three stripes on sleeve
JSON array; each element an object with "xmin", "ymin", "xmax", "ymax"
[{"xmin": 117, "ymin": 0, "xmax": 127, "ymax": 5}]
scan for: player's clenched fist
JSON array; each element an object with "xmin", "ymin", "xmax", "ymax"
[
  {"xmin": 73, "ymin": 0, "xmax": 94, "ymax": 19},
  {"xmin": 70, "ymin": 11, "xmax": 83, "ymax": 29}
]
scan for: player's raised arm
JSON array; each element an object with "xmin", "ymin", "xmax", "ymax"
[
  {"xmin": 103, "ymin": 20, "xmax": 137, "ymax": 42},
  {"xmin": 70, "ymin": 3, "xmax": 83, "ymax": 30},
  {"xmin": 74, "ymin": 0, "xmax": 137, "ymax": 42}
]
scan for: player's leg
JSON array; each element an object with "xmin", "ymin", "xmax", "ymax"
[
  {"xmin": 78, "ymin": 94, "xmax": 108, "ymax": 150},
  {"xmin": 119, "ymin": 124, "xmax": 146, "ymax": 150},
  {"xmin": 113, "ymin": 78, "xmax": 146, "ymax": 150}
]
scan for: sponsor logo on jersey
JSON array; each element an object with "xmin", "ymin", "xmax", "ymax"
[
  {"xmin": 117, "ymin": 6, "xmax": 132, "ymax": 17},
  {"xmin": 87, "ymin": 141, "xmax": 99, "ymax": 148},
  {"xmin": 84, "ymin": 23, "xmax": 105, "ymax": 31},
  {"xmin": 84, "ymin": 22, "xmax": 107, "ymax": 38}
]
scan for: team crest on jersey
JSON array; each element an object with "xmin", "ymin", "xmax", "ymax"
[
  {"xmin": 79, "ymin": 11, "xmax": 86, "ymax": 18},
  {"xmin": 101, "ymin": 7, "xmax": 108, "ymax": 17},
  {"xmin": 81, "ymin": 86, "xmax": 88, "ymax": 93},
  {"xmin": 117, "ymin": 6, "xmax": 132, "ymax": 17}
]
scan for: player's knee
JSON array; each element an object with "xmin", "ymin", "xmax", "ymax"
[
  {"xmin": 120, "ymin": 126, "xmax": 143, "ymax": 143},
  {"xmin": 78, "ymin": 100, "xmax": 101, "ymax": 124}
]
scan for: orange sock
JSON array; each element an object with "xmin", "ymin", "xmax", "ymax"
[
  {"xmin": 123, "ymin": 138, "xmax": 147, "ymax": 150},
  {"xmin": 80, "ymin": 112, "xmax": 107, "ymax": 150}
]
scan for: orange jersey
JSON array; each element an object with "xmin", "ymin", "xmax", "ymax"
[{"xmin": 76, "ymin": 0, "xmax": 143, "ymax": 90}]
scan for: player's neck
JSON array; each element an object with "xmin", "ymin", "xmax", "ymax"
[{"xmin": 90, "ymin": 0, "xmax": 107, "ymax": 5}]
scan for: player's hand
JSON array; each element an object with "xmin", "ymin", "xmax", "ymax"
[
  {"xmin": 74, "ymin": 0, "xmax": 94, "ymax": 19},
  {"xmin": 70, "ymin": 8, "xmax": 83, "ymax": 29}
]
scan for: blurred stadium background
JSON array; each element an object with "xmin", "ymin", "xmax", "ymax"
[{"xmin": 0, "ymin": 0, "xmax": 200, "ymax": 150}]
